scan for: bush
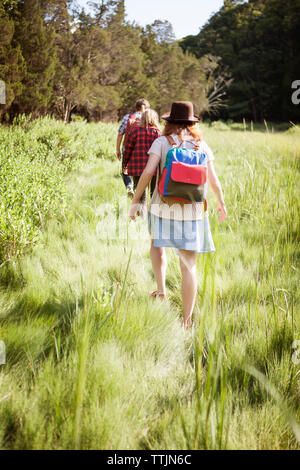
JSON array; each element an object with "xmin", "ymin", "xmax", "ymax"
[
  {"xmin": 210, "ymin": 120, "xmax": 230, "ymax": 131},
  {"xmin": 285, "ymin": 124, "xmax": 300, "ymax": 135},
  {"xmin": 0, "ymin": 116, "xmax": 117, "ymax": 262},
  {"xmin": 71, "ymin": 114, "xmax": 87, "ymax": 123},
  {"xmin": 229, "ymin": 123, "xmax": 246, "ymax": 131},
  {"xmin": 0, "ymin": 125, "xmax": 68, "ymax": 261}
]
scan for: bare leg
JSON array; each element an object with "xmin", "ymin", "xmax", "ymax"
[
  {"xmin": 150, "ymin": 239, "xmax": 167, "ymax": 295},
  {"xmin": 178, "ymin": 250, "xmax": 197, "ymax": 329}
]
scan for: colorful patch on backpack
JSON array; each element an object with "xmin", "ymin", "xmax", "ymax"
[{"xmin": 159, "ymin": 147, "xmax": 208, "ymax": 203}]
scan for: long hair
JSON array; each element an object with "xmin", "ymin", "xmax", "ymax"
[
  {"xmin": 163, "ymin": 121, "xmax": 202, "ymax": 142},
  {"xmin": 140, "ymin": 109, "xmax": 161, "ymax": 131}
]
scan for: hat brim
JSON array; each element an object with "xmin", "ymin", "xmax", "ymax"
[{"xmin": 162, "ymin": 113, "xmax": 200, "ymax": 123}]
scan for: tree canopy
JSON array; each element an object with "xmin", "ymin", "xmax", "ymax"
[
  {"xmin": 180, "ymin": 0, "xmax": 300, "ymax": 122},
  {"xmin": 0, "ymin": 0, "xmax": 225, "ymax": 123}
]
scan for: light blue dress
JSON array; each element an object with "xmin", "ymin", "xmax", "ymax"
[{"xmin": 147, "ymin": 212, "xmax": 215, "ymax": 254}]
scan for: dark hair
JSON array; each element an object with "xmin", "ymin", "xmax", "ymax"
[{"xmin": 135, "ymin": 98, "xmax": 150, "ymax": 111}]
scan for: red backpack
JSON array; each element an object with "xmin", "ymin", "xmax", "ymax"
[
  {"xmin": 158, "ymin": 136, "xmax": 208, "ymax": 205},
  {"xmin": 123, "ymin": 113, "xmax": 140, "ymax": 149}
]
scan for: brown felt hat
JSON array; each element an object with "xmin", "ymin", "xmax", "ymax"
[{"xmin": 162, "ymin": 101, "xmax": 200, "ymax": 123}]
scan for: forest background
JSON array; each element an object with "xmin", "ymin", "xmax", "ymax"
[{"xmin": 1, "ymin": 0, "xmax": 299, "ymax": 124}]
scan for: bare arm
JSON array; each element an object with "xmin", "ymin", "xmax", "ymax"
[
  {"xmin": 207, "ymin": 160, "xmax": 227, "ymax": 222},
  {"xmin": 130, "ymin": 153, "xmax": 160, "ymax": 220},
  {"xmin": 116, "ymin": 133, "xmax": 123, "ymax": 160}
]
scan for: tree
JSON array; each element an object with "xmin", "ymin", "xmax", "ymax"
[
  {"xmin": 180, "ymin": 0, "xmax": 300, "ymax": 122},
  {"xmin": 1, "ymin": 0, "xmax": 230, "ymax": 123},
  {"xmin": 150, "ymin": 20, "xmax": 176, "ymax": 44},
  {"xmin": 12, "ymin": 0, "xmax": 57, "ymax": 117},
  {"xmin": 0, "ymin": 1, "xmax": 26, "ymax": 121},
  {"xmin": 140, "ymin": 22, "xmax": 222, "ymax": 117},
  {"xmin": 46, "ymin": 0, "xmax": 91, "ymax": 122}
]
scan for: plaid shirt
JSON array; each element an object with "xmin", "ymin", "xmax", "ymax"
[
  {"xmin": 123, "ymin": 126, "xmax": 161, "ymax": 176},
  {"xmin": 118, "ymin": 111, "xmax": 142, "ymax": 135}
]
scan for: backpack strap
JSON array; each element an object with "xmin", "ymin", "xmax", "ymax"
[
  {"xmin": 156, "ymin": 136, "xmax": 177, "ymax": 183},
  {"xmin": 129, "ymin": 112, "xmax": 136, "ymax": 121},
  {"xmin": 166, "ymin": 135, "xmax": 177, "ymax": 147},
  {"xmin": 166, "ymin": 135, "xmax": 200, "ymax": 149},
  {"xmin": 166, "ymin": 135, "xmax": 184, "ymax": 148}
]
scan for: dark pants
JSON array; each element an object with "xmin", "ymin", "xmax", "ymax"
[
  {"xmin": 122, "ymin": 172, "xmax": 132, "ymax": 189},
  {"xmin": 133, "ymin": 175, "xmax": 156, "ymax": 204},
  {"xmin": 121, "ymin": 153, "xmax": 133, "ymax": 189}
]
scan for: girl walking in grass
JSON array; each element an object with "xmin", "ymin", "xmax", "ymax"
[
  {"xmin": 129, "ymin": 101, "xmax": 227, "ymax": 330},
  {"xmin": 123, "ymin": 109, "xmax": 161, "ymax": 215}
]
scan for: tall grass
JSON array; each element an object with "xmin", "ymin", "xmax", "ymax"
[
  {"xmin": 0, "ymin": 115, "xmax": 117, "ymax": 263},
  {"xmin": 0, "ymin": 119, "xmax": 299, "ymax": 449}
]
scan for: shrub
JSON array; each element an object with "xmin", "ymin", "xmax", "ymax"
[
  {"xmin": 285, "ymin": 125, "xmax": 300, "ymax": 135},
  {"xmin": 210, "ymin": 121, "xmax": 230, "ymax": 131},
  {"xmin": 0, "ymin": 116, "xmax": 117, "ymax": 262}
]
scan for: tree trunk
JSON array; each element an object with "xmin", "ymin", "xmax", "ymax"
[{"xmin": 64, "ymin": 101, "xmax": 71, "ymax": 124}]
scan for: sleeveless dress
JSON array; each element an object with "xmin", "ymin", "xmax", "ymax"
[{"xmin": 147, "ymin": 134, "xmax": 215, "ymax": 254}]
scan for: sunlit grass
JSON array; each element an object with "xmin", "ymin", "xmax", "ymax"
[{"xmin": 0, "ymin": 120, "xmax": 299, "ymax": 449}]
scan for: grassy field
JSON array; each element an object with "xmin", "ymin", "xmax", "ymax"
[{"xmin": 0, "ymin": 118, "xmax": 299, "ymax": 449}]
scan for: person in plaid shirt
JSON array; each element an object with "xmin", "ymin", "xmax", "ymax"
[
  {"xmin": 123, "ymin": 109, "xmax": 161, "ymax": 211},
  {"xmin": 116, "ymin": 98, "xmax": 150, "ymax": 196}
]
